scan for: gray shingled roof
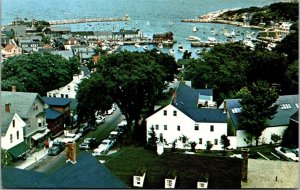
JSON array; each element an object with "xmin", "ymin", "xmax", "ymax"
[
  {"xmin": 1, "ymin": 91, "xmax": 44, "ymax": 119},
  {"xmin": 225, "ymin": 95, "xmax": 299, "ymax": 130},
  {"xmin": 269, "ymin": 95, "xmax": 299, "ymax": 126},
  {"xmin": 2, "ymin": 152, "xmax": 128, "ymax": 188},
  {"xmin": 172, "ymin": 82, "xmax": 225, "ymax": 123},
  {"xmin": 43, "ymin": 97, "xmax": 71, "ymax": 107},
  {"xmin": 1, "ymin": 111, "xmax": 15, "ymax": 135}
]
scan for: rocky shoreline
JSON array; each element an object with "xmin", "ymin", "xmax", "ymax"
[{"xmin": 181, "ymin": 9, "xmax": 263, "ymax": 30}]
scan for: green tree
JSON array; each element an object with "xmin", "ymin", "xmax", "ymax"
[
  {"xmin": 145, "ymin": 127, "xmax": 157, "ymax": 151},
  {"xmin": 1, "ymin": 149, "xmax": 14, "ymax": 167},
  {"xmin": 184, "ymin": 43, "xmax": 250, "ymax": 103},
  {"xmin": 76, "ymin": 73, "xmax": 113, "ymax": 124},
  {"xmin": 220, "ymin": 134, "xmax": 230, "ymax": 151},
  {"xmin": 1, "ymin": 52, "xmax": 81, "ymax": 95},
  {"xmin": 77, "ymin": 51, "xmax": 176, "ymax": 137},
  {"xmin": 238, "ymin": 81, "xmax": 279, "ymax": 146}
]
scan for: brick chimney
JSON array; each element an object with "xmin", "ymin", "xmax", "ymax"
[
  {"xmin": 12, "ymin": 86, "xmax": 16, "ymax": 93},
  {"xmin": 65, "ymin": 142, "xmax": 76, "ymax": 164},
  {"xmin": 241, "ymin": 148, "xmax": 249, "ymax": 182},
  {"xmin": 5, "ymin": 103, "xmax": 11, "ymax": 112}
]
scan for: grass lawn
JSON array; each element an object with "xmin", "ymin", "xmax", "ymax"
[{"xmin": 103, "ymin": 146, "xmax": 243, "ymax": 189}]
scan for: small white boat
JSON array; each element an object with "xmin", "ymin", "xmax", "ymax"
[
  {"xmin": 208, "ymin": 37, "xmax": 217, "ymax": 43},
  {"xmin": 158, "ymin": 43, "xmax": 163, "ymax": 49},
  {"xmin": 168, "ymin": 21, "xmax": 174, "ymax": 26},
  {"xmin": 186, "ymin": 36, "xmax": 201, "ymax": 41},
  {"xmin": 169, "ymin": 49, "xmax": 175, "ymax": 54},
  {"xmin": 135, "ymin": 43, "xmax": 141, "ymax": 48},
  {"xmin": 192, "ymin": 26, "xmax": 199, "ymax": 32},
  {"xmin": 143, "ymin": 45, "xmax": 149, "ymax": 51}
]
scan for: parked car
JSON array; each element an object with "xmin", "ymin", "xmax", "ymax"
[
  {"xmin": 275, "ymin": 147, "xmax": 298, "ymax": 162},
  {"xmin": 96, "ymin": 116, "xmax": 106, "ymax": 125},
  {"xmin": 78, "ymin": 124, "xmax": 91, "ymax": 135},
  {"xmin": 48, "ymin": 141, "xmax": 65, "ymax": 156},
  {"xmin": 79, "ymin": 138, "xmax": 97, "ymax": 150},
  {"xmin": 116, "ymin": 120, "xmax": 128, "ymax": 134},
  {"xmin": 108, "ymin": 131, "xmax": 120, "ymax": 141},
  {"xmin": 92, "ymin": 139, "xmax": 114, "ymax": 156}
]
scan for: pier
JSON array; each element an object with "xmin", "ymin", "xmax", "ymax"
[
  {"xmin": 49, "ymin": 16, "xmax": 129, "ymax": 25},
  {"xmin": 191, "ymin": 41, "xmax": 226, "ymax": 47}
]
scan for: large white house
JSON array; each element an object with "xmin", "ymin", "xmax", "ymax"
[
  {"xmin": 221, "ymin": 95, "xmax": 299, "ymax": 147},
  {"xmin": 47, "ymin": 67, "xmax": 89, "ymax": 99},
  {"xmin": 146, "ymin": 82, "xmax": 227, "ymax": 150}
]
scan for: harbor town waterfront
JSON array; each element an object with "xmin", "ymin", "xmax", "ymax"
[
  {"xmin": 1, "ymin": 0, "xmax": 291, "ymax": 59},
  {"xmin": 1, "ymin": 0, "xmax": 298, "ymax": 189}
]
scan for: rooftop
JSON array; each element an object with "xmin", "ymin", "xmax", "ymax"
[{"xmin": 2, "ymin": 152, "xmax": 128, "ymax": 189}]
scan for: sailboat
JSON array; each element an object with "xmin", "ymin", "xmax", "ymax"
[{"xmin": 192, "ymin": 26, "xmax": 199, "ymax": 32}]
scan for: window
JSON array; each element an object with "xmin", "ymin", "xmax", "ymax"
[
  {"xmin": 214, "ymin": 139, "xmax": 218, "ymax": 145},
  {"xmin": 177, "ymin": 125, "xmax": 180, "ymax": 131},
  {"xmin": 173, "ymin": 110, "xmax": 177, "ymax": 116},
  {"xmin": 164, "ymin": 125, "xmax": 167, "ymax": 130},
  {"xmin": 195, "ymin": 124, "xmax": 199, "ymax": 131},
  {"xmin": 67, "ymin": 86, "xmax": 71, "ymax": 91},
  {"xmin": 155, "ymin": 125, "xmax": 159, "ymax": 130},
  {"xmin": 10, "ymin": 134, "xmax": 13, "ymax": 143},
  {"xmin": 167, "ymin": 179, "xmax": 173, "ymax": 187},
  {"xmin": 17, "ymin": 131, "xmax": 19, "ymax": 140},
  {"xmin": 210, "ymin": 125, "xmax": 214, "ymax": 132},
  {"xmin": 32, "ymin": 104, "xmax": 35, "ymax": 111},
  {"xmin": 61, "ymin": 94, "xmax": 64, "ymax": 98},
  {"xmin": 49, "ymin": 93, "xmax": 51, "ymax": 97},
  {"xmin": 35, "ymin": 105, "xmax": 38, "ymax": 110},
  {"xmin": 65, "ymin": 94, "xmax": 69, "ymax": 98},
  {"xmin": 199, "ymin": 138, "xmax": 202, "ymax": 144},
  {"xmin": 136, "ymin": 177, "xmax": 140, "ymax": 184},
  {"xmin": 38, "ymin": 122, "xmax": 42, "ymax": 127},
  {"xmin": 12, "ymin": 119, "xmax": 15, "ymax": 127},
  {"xmin": 53, "ymin": 94, "xmax": 56, "ymax": 97},
  {"xmin": 163, "ymin": 110, "xmax": 167, "ymax": 116}
]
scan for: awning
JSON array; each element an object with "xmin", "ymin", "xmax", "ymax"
[
  {"xmin": 8, "ymin": 142, "xmax": 30, "ymax": 158},
  {"xmin": 32, "ymin": 129, "xmax": 51, "ymax": 141}
]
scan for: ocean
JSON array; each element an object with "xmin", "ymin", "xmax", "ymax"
[{"xmin": 2, "ymin": 0, "xmax": 288, "ymax": 59}]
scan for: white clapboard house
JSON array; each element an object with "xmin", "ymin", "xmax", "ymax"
[{"xmin": 146, "ymin": 82, "xmax": 227, "ymax": 150}]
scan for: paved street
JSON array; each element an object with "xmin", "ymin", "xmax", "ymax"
[{"xmin": 27, "ymin": 108, "xmax": 123, "ymax": 174}]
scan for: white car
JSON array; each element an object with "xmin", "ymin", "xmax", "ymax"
[
  {"xmin": 92, "ymin": 139, "xmax": 114, "ymax": 156},
  {"xmin": 275, "ymin": 147, "xmax": 298, "ymax": 162},
  {"xmin": 96, "ymin": 116, "xmax": 106, "ymax": 124}
]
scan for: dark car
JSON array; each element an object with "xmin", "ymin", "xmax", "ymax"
[
  {"xmin": 78, "ymin": 124, "xmax": 91, "ymax": 135},
  {"xmin": 48, "ymin": 141, "xmax": 65, "ymax": 156},
  {"xmin": 79, "ymin": 138, "xmax": 97, "ymax": 150}
]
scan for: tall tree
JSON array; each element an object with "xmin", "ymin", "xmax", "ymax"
[
  {"xmin": 238, "ymin": 81, "xmax": 279, "ymax": 146},
  {"xmin": 1, "ymin": 52, "xmax": 81, "ymax": 95},
  {"xmin": 76, "ymin": 73, "xmax": 113, "ymax": 124},
  {"xmin": 77, "ymin": 51, "xmax": 177, "ymax": 137}
]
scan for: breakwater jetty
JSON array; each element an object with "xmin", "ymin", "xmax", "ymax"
[{"xmin": 49, "ymin": 16, "xmax": 129, "ymax": 25}]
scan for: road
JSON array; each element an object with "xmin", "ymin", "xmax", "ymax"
[{"xmin": 27, "ymin": 108, "xmax": 124, "ymax": 174}]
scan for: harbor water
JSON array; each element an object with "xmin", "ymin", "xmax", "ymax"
[{"xmin": 2, "ymin": 0, "xmax": 287, "ymax": 59}]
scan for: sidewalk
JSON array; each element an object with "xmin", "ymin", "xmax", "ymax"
[{"xmin": 15, "ymin": 148, "xmax": 49, "ymax": 169}]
